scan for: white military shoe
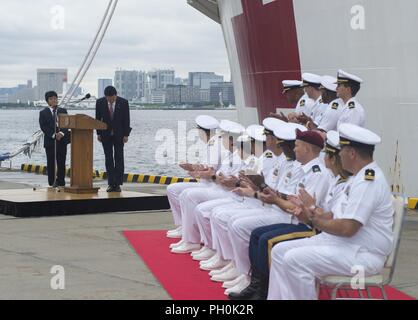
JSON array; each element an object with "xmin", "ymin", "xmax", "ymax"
[
  {"xmin": 209, "ymin": 261, "xmax": 234, "ymax": 277},
  {"xmin": 171, "ymin": 242, "xmax": 201, "ymax": 254},
  {"xmin": 223, "ymin": 274, "xmax": 246, "ymax": 289},
  {"xmin": 200, "ymin": 254, "xmax": 229, "ymax": 271},
  {"xmin": 166, "ymin": 226, "xmax": 182, "ymax": 239},
  {"xmin": 192, "ymin": 247, "xmax": 216, "ymax": 261},
  {"xmin": 211, "ymin": 266, "xmax": 240, "ymax": 282},
  {"xmin": 169, "ymin": 239, "xmax": 184, "ymax": 249}
]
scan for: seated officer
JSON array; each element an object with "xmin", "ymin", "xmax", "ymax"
[
  {"xmin": 170, "ymin": 120, "xmax": 245, "ymax": 254},
  {"xmin": 230, "ymin": 130, "xmax": 350, "ymax": 300},
  {"xmin": 166, "ymin": 115, "xmax": 223, "ymax": 239},
  {"xmin": 268, "ymin": 124, "xmax": 394, "ymax": 300}
]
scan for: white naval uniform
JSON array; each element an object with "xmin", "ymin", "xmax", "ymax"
[
  {"xmin": 294, "ymin": 94, "xmax": 315, "ymax": 116},
  {"xmin": 195, "ymin": 151, "xmax": 282, "ymax": 250},
  {"xmin": 166, "ymin": 135, "xmax": 226, "ymax": 226},
  {"xmin": 229, "ymin": 157, "xmax": 331, "ymax": 275},
  {"xmin": 312, "ymin": 102, "xmax": 328, "ymax": 126},
  {"xmin": 337, "ymin": 97, "xmax": 366, "ymax": 129},
  {"xmin": 179, "ymin": 150, "xmax": 243, "ymax": 244},
  {"xmin": 308, "ymin": 97, "xmax": 324, "ymax": 124},
  {"xmin": 317, "ymin": 98, "xmax": 344, "ymax": 132},
  {"xmin": 268, "ymin": 162, "xmax": 394, "ymax": 300},
  {"xmin": 210, "ymin": 155, "xmax": 295, "ymax": 260}
]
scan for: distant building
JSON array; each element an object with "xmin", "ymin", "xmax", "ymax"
[
  {"xmin": 37, "ymin": 68, "xmax": 68, "ymax": 99},
  {"xmin": 114, "ymin": 70, "xmax": 146, "ymax": 101},
  {"xmin": 210, "ymin": 82, "xmax": 235, "ymax": 105},
  {"xmin": 148, "ymin": 70, "xmax": 175, "ymax": 90},
  {"xmin": 165, "ymin": 85, "xmax": 201, "ymax": 104},
  {"xmin": 199, "ymin": 89, "xmax": 210, "ymax": 103},
  {"xmin": 0, "ymin": 94, "xmax": 9, "ymax": 103},
  {"xmin": 149, "ymin": 90, "xmax": 166, "ymax": 104},
  {"xmin": 1, "ymin": 80, "xmax": 36, "ymax": 103},
  {"xmin": 98, "ymin": 79, "xmax": 113, "ymax": 97},
  {"xmin": 189, "ymin": 72, "xmax": 224, "ymax": 90}
]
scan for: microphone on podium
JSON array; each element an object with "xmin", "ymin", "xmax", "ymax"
[{"xmin": 75, "ymin": 93, "xmax": 91, "ymax": 103}]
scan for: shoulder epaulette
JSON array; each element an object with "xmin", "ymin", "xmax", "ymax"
[
  {"xmin": 264, "ymin": 152, "xmax": 273, "ymax": 159},
  {"xmin": 300, "ymin": 100, "xmax": 306, "ymax": 107},
  {"xmin": 348, "ymin": 101, "xmax": 356, "ymax": 109},
  {"xmin": 337, "ymin": 178, "xmax": 348, "ymax": 185},
  {"xmin": 365, "ymin": 169, "xmax": 375, "ymax": 181},
  {"xmin": 312, "ymin": 165, "xmax": 321, "ymax": 173},
  {"xmin": 331, "ymin": 102, "xmax": 339, "ymax": 110}
]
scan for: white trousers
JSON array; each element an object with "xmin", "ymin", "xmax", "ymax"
[
  {"xmin": 229, "ymin": 208, "xmax": 292, "ymax": 275},
  {"xmin": 180, "ymin": 185, "xmax": 230, "ymax": 244},
  {"xmin": 268, "ymin": 236, "xmax": 386, "ymax": 300},
  {"xmin": 166, "ymin": 182, "xmax": 207, "ymax": 226},
  {"xmin": 195, "ymin": 198, "xmax": 236, "ymax": 249},
  {"xmin": 211, "ymin": 206, "xmax": 258, "ymax": 261}
]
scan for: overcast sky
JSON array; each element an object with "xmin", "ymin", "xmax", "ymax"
[{"xmin": 0, "ymin": 0, "xmax": 230, "ymax": 96}]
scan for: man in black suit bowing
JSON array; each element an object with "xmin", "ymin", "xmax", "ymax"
[
  {"xmin": 96, "ymin": 86, "xmax": 131, "ymax": 192},
  {"xmin": 39, "ymin": 91, "xmax": 70, "ymax": 187}
]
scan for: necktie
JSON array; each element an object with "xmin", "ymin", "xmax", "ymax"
[
  {"xmin": 53, "ymin": 109, "xmax": 59, "ymax": 133},
  {"xmin": 109, "ymin": 103, "xmax": 114, "ymax": 120}
]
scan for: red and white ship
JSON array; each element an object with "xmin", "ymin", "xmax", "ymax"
[{"xmin": 189, "ymin": 0, "xmax": 416, "ymax": 201}]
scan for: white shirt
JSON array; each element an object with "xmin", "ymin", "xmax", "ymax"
[
  {"xmin": 295, "ymin": 94, "xmax": 315, "ymax": 116},
  {"xmin": 323, "ymin": 175, "xmax": 349, "ymax": 213},
  {"xmin": 216, "ymin": 150, "xmax": 243, "ymax": 177},
  {"xmin": 242, "ymin": 154, "xmax": 262, "ymax": 175},
  {"xmin": 337, "ymin": 97, "xmax": 366, "ymax": 129},
  {"xmin": 205, "ymin": 135, "xmax": 226, "ymax": 171},
  {"xmin": 312, "ymin": 102, "xmax": 328, "ymax": 125},
  {"xmin": 260, "ymin": 150, "xmax": 277, "ymax": 176},
  {"xmin": 317, "ymin": 98, "xmax": 345, "ymax": 132},
  {"xmin": 274, "ymin": 157, "xmax": 330, "ymax": 224},
  {"xmin": 264, "ymin": 153, "xmax": 286, "ymax": 189},
  {"xmin": 308, "ymin": 96, "xmax": 324, "ymax": 123},
  {"xmin": 318, "ymin": 162, "xmax": 394, "ymax": 256},
  {"xmin": 275, "ymin": 159, "xmax": 303, "ymax": 196},
  {"xmin": 295, "ymin": 157, "xmax": 332, "ymax": 209}
]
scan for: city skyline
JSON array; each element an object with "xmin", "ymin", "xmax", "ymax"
[
  {"xmin": 1, "ymin": 68, "xmax": 234, "ymax": 106},
  {"xmin": 0, "ymin": 0, "xmax": 231, "ymax": 96}
]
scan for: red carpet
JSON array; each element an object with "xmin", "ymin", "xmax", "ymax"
[{"xmin": 123, "ymin": 230, "xmax": 415, "ymax": 300}]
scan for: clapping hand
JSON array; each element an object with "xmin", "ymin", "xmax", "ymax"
[
  {"xmin": 232, "ymin": 185, "xmax": 256, "ymax": 198},
  {"xmin": 257, "ymin": 187, "xmax": 278, "ymax": 205},
  {"xmin": 219, "ymin": 175, "xmax": 240, "ymax": 188},
  {"xmin": 298, "ymin": 188, "xmax": 316, "ymax": 208}
]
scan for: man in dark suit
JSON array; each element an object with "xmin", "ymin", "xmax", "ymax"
[
  {"xmin": 95, "ymin": 86, "xmax": 131, "ymax": 192},
  {"xmin": 39, "ymin": 91, "xmax": 70, "ymax": 187}
]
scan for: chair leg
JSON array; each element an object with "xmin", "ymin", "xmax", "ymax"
[
  {"xmin": 331, "ymin": 284, "xmax": 344, "ymax": 300},
  {"xmin": 331, "ymin": 287, "xmax": 338, "ymax": 300},
  {"xmin": 366, "ymin": 286, "xmax": 372, "ymax": 299},
  {"xmin": 358, "ymin": 288, "xmax": 365, "ymax": 299},
  {"xmin": 380, "ymin": 286, "xmax": 388, "ymax": 300}
]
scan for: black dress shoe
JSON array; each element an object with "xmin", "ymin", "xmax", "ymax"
[
  {"xmin": 106, "ymin": 185, "xmax": 114, "ymax": 192},
  {"xmin": 113, "ymin": 185, "xmax": 121, "ymax": 192}
]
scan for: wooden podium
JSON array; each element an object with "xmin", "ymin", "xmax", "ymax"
[{"xmin": 59, "ymin": 114, "xmax": 107, "ymax": 194}]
